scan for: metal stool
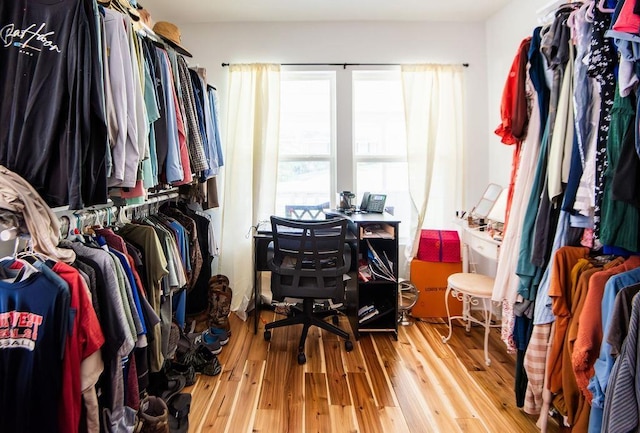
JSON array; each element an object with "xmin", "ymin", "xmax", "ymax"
[{"xmin": 441, "ymin": 272, "xmax": 499, "ymax": 366}]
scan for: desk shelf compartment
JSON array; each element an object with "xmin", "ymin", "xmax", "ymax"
[
  {"xmin": 356, "ymin": 288, "xmax": 397, "ymax": 331},
  {"xmin": 359, "ymin": 223, "xmax": 395, "ymax": 240},
  {"xmin": 349, "ymin": 217, "xmax": 400, "ymax": 340}
]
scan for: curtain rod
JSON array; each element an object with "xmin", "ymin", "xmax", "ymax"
[{"xmin": 221, "ymin": 62, "xmax": 469, "ymax": 68}]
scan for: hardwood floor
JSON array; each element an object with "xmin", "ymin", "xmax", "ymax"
[{"xmin": 186, "ymin": 312, "xmax": 558, "ymax": 433}]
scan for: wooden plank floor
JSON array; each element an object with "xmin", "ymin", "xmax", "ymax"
[{"xmin": 187, "ymin": 312, "xmax": 559, "ymax": 433}]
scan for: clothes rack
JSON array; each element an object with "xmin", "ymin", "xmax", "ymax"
[{"xmin": 221, "ymin": 62, "xmax": 470, "ymax": 68}]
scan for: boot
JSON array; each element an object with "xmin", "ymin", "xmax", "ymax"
[
  {"xmin": 138, "ymin": 396, "xmax": 170, "ymax": 433},
  {"xmin": 208, "ymin": 276, "xmax": 232, "ymax": 333}
]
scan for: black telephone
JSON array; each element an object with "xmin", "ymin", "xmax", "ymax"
[{"xmin": 359, "ymin": 192, "xmax": 386, "ymax": 213}]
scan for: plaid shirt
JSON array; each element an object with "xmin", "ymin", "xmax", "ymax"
[{"xmin": 177, "ymin": 55, "xmax": 209, "ymax": 173}]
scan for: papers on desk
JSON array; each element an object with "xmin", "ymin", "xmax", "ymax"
[{"xmin": 359, "ymin": 223, "xmax": 394, "ymax": 239}]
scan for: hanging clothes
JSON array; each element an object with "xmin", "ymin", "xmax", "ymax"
[
  {"xmin": 599, "ymin": 88, "xmax": 640, "ymax": 252},
  {"xmin": 0, "ymin": 165, "xmax": 76, "ymax": 264},
  {"xmin": 0, "ymin": 0, "xmax": 108, "ymax": 209},
  {"xmin": 0, "ymin": 269, "xmax": 70, "ymax": 433}
]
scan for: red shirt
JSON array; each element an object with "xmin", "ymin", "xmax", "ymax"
[{"xmin": 53, "ymin": 262, "xmax": 105, "ymax": 433}]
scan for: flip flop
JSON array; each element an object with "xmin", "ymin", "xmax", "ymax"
[{"xmin": 168, "ymin": 393, "xmax": 191, "ymax": 433}]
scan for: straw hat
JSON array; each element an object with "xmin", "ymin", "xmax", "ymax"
[{"xmin": 153, "ymin": 21, "xmax": 192, "ymax": 57}]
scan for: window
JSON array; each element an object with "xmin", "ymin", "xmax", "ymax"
[
  {"xmin": 276, "ymin": 71, "xmax": 336, "ymax": 215},
  {"xmin": 277, "ymin": 67, "xmax": 459, "ymax": 242},
  {"xmin": 353, "ymin": 70, "xmax": 410, "ymax": 239}
]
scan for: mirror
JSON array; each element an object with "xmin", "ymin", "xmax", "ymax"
[
  {"xmin": 472, "ymin": 183, "xmax": 503, "ymax": 219},
  {"xmin": 487, "ymin": 187, "xmax": 508, "ymax": 223}
]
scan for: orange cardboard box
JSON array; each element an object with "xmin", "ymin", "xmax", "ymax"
[{"xmin": 410, "ymin": 259, "xmax": 462, "ymax": 318}]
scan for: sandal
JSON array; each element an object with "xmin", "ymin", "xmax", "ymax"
[{"xmin": 168, "ymin": 393, "xmax": 191, "ymax": 433}]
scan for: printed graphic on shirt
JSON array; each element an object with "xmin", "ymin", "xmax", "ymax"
[
  {"xmin": 0, "ymin": 23, "xmax": 62, "ymax": 55},
  {"xmin": 0, "ymin": 311, "xmax": 43, "ymax": 350}
]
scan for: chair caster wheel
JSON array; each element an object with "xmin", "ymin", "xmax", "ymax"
[
  {"xmin": 297, "ymin": 353, "xmax": 306, "ymax": 364},
  {"xmin": 345, "ymin": 340, "xmax": 353, "ymax": 352},
  {"xmin": 332, "ymin": 315, "xmax": 339, "ymax": 325},
  {"xmin": 264, "ymin": 330, "xmax": 271, "ymax": 341}
]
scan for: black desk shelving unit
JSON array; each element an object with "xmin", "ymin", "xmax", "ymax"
[
  {"xmin": 253, "ymin": 212, "xmax": 400, "ymax": 340},
  {"xmin": 342, "ymin": 212, "xmax": 400, "ymax": 340}
]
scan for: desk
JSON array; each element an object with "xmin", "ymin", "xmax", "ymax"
[
  {"xmin": 252, "ymin": 211, "xmax": 399, "ymax": 335},
  {"xmin": 251, "ymin": 217, "xmax": 358, "ymax": 334}
]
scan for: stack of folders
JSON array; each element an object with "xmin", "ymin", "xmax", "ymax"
[{"xmin": 358, "ymin": 304, "xmax": 379, "ymax": 323}]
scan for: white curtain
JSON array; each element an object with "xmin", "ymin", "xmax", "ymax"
[
  {"xmin": 401, "ymin": 64, "xmax": 465, "ymax": 271},
  {"xmin": 219, "ymin": 64, "xmax": 281, "ymax": 319}
]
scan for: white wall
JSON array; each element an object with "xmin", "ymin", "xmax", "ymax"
[
  {"xmin": 485, "ymin": 0, "xmax": 555, "ymax": 188},
  {"xmin": 174, "ymin": 21, "xmax": 490, "ymax": 210},
  {"xmin": 0, "ymin": 3, "xmax": 551, "ymax": 257}
]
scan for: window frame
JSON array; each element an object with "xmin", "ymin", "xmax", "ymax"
[{"xmin": 277, "ymin": 70, "xmax": 338, "ymax": 212}]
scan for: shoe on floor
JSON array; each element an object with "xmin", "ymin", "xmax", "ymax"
[
  {"xmin": 138, "ymin": 396, "xmax": 170, "ymax": 433},
  {"xmin": 160, "ymin": 375, "xmax": 186, "ymax": 403},
  {"xmin": 168, "ymin": 393, "xmax": 191, "ymax": 433},
  {"xmin": 168, "ymin": 361, "xmax": 196, "ymax": 387},
  {"xmin": 187, "ymin": 331, "xmax": 222, "ymax": 355},
  {"xmin": 204, "ymin": 327, "xmax": 229, "ymax": 346}
]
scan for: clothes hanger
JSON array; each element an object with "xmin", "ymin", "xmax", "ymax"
[
  {"xmin": 115, "ymin": 206, "xmax": 131, "ymax": 227},
  {"xmin": 584, "ymin": 0, "xmax": 595, "ymax": 22},
  {"xmin": 15, "ymin": 238, "xmax": 54, "ymax": 264},
  {"xmin": 109, "ymin": 0, "xmax": 141, "ymax": 21},
  {"xmin": 597, "ymin": 0, "xmax": 615, "ymax": 13}
]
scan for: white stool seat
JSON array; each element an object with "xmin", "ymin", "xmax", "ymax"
[
  {"xmin": 441, "ymin": 272, "xmax": 499, "ymax": 366},
  {"xmin": 447, "ymin": 273, "xmax": 494, "ymax": 297}
]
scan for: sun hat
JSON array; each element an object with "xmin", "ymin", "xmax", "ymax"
[{"xmin": 153, "ymin": 21, "xmax": 192, "ymax": 57}]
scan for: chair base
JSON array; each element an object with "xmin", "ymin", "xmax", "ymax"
[
  {"xmin": 440, "ymin": 285, "xmax": 500, "ymax": 366},
  {"xmin": 265, "ymin": 298, "xmax": 352, "ymax": 364}
]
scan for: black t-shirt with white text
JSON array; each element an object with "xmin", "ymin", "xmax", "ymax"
[{"xmin": 0, "ymin": 0, "xmax": 108, "ymax": 209}]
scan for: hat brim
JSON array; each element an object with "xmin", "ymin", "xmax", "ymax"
[{"xmin": 158, "ymin": 35, "xmax": 192, "ymax": 58}]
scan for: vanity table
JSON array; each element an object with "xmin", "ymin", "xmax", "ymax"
[{"xmin": 458, "ymin": 221, "xmax": 501, "ymax": 276}]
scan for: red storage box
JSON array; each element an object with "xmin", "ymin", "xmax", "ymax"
[{"xmin": 417, "ymin": 230, "xmax": 461, "ymax": 263}]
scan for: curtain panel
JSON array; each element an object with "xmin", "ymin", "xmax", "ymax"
[
  {"xmin": 401, "ymin": 64, "xmax": 465, "ymax": 271},
  {"xmin": 219, "ymin": 64, "xmax": 281, "ymax": 318}
]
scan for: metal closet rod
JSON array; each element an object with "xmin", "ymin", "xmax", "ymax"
[{"xmin": 221, "ymin": 62, "xmax": 470, "ymax": 68}]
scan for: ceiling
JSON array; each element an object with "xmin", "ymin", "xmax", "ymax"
[{"xmin": 145, "ymin": 0, "xmax": 512, "ymax": 24}]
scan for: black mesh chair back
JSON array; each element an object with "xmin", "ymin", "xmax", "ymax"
[
  {"xmin": 266, "ymin": 215, "xmax": 353, "ymax": 364},
  {"xmin": 269, "ymin": 216, "xmax": 349, "ymax": 301}
]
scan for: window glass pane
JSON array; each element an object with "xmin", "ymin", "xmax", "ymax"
[
  {"xmin": 353, "ymin": 71, "xmax": 406, "ymax": 157},
  {"xmin": 277, "ymin": 71, "xmax": 335, "ymax": 215},
  {"xmin": 356, "ymin": 161, "xmax": 410, "ymax": 240},
  {"xmin": 275, "ymin": 161, "xmax": 331, "ymax": 217},
  {"xmin": 280, "ymin": 75, "xmax": 332, "ymax": 156}
]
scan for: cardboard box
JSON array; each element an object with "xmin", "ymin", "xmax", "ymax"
[
  {"xmin": 410, "ymin": 259, "xmax": 462, "ymax": 318},
  {"xmin": 417, "ymin": 230, "xmax": 461, "ymax": 263}
]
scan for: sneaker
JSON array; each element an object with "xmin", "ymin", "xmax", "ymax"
[
  {"xmin": 168, "ymin": 362, "xmax": 197, "ymax": 387},
  {"xmin": 205, "ymin": 327, "xmax": 229, "ymax": 346},
  {"xmin": 182, "ymin": 345, "xmax": 222, "ymax": 376},
  {"xmin": 187, "ymin": 331, "xmax": 222, "ymax": 355}
]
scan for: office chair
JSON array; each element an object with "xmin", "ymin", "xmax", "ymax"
[{"xmin": 265, "ymin": 216, "xmax": 354, "ymax": 364}]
